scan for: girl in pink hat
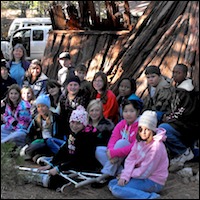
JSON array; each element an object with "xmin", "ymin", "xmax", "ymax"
[{"xmin": 37, "ymin": 105, "xmax": 99, "ymax": 190}]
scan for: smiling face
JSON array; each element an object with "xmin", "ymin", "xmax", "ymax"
[
  {"xmin": 70, "ymin": 121, "xmax": 84, "ymax": 134},
  {"xmin": 88, "ymin": 105, "xmax": 102, "ymax": 122},
  {"xmin": 21, "ymin": 88, "xmax": 33, "ymax": 102},
  {"xmin": 93, "ymin": 76, "xmax": 104, "ymax": 92},
  {"xmin": 8, "ymin": 89, "xmax": 20, "ymax": 105},
  {"xmin": 30, "ymin": 64, "xmax": 41, "ymax": 78},
  {"xmin": 47, "ymin": 85, "xmax": 60, "ymax": 96},
  {"xmin": 66, "ymin": 81, "xmax": 80, "ymax": 95},
  {"xmin": 36, "ymin": 104, "xmax": 49, "ymax": 117},
  {"xmin": 13, "ymin": 47, "xmax": 24, "ymax": 61},
  {"xmin": 123, "ymin": 103, "xmax": 139, "ymax": 125}
]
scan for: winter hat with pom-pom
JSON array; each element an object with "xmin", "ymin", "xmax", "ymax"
[{"xmin": 69, "ymin": 105, "xmax": 88, "ymax": 126}]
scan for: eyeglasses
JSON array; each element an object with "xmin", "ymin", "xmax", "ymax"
[{"xmin": 94, "ymin": 80, "xmax": 103, "ymax": 83}]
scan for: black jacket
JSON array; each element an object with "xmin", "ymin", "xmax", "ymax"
[{"xmin": 50, "ymin": 124, "xmax": 99, "ymax": 172}]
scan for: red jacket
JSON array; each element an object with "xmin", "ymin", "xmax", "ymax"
[{"xmin": 96, "ymin": 90, "xmax": 119, "ymax": 124}]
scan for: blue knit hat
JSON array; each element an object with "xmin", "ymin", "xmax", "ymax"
[{"xmin": 36, "ymin": 94, "xmax": 51, "ymax": 108}]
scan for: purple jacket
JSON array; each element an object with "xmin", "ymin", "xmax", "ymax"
[{"xmin": 3, "ymin": 100, "xmax": 32, "ymax": 131}]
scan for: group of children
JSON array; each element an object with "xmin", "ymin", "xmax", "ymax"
[{"xmin": 1, "ymin": 46, "xmax": 199, "ymax": 199}]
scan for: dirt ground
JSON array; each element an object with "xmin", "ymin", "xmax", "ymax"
[
  {"xmin": 1, "ymin": 162, "xmax": 199, "ymax": 199},
  {"xmin": 1, "ymin": 7, "xmax": 199, "ymax": 200}
]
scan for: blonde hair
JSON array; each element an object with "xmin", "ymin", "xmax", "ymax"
[
  {"xmin": 87, "ymin": 99, "xmax": 104, "ymax": 123},
  {"xmin": 21, "ymin": 85, "xmax": 35, "ymax": 102},
  {"xmin": 87, "ymin": 99, "xmax": 103, "ymax": 112}
]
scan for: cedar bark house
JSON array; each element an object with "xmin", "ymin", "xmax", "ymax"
[{"xmin": 42, "ymin": 1, "xmax": 199, "ymax": 98}]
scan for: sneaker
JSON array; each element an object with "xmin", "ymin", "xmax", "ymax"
[
  {"xmin": 19, "ymin": 144, "xmax": 29, "ymax": 157},
  {"xmin": 36, "ymin": 156, "xmax": 53, "ymax": 165},
  {"xmin": 59, "ymin": 182, "xmax": 72, "ymax": 193},
  {"xmin": 32, "ymin": 154, "xmax": 42, "ymax": 163},
  {"xmin": 91, "ymin": 175, "xmax": 114, "ymax": 189},
  {"xmin": 96, "ymin": 174, "xmax": 110, "ymax": 182},
  {"xmin": 170, "ymin": 148, "xmax": 194, "ymax": 165}
]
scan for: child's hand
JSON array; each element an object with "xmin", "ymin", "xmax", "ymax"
[
  {"xmin": 118, "ymin": 178, "xmax": 128, "ymax": 186},
  {"xmin": 1, "ymin": 114, "xmax": 5, "ymax": 123},
  {"xmin": 110, "ymin": 157, "xmax": 119, "ymax": 164},
  {"xmin": 106, "ymin": 150, "xmax": 111, "ymax": 159},
  {"xmin": 48, "ymin": 167, "xmax": 58, "ymax": 176},
  {"xmin": 1, "ymin": 100, "xmax": 5, "ymax": 107}
]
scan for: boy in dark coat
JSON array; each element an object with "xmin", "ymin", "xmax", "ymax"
[{"xmin": 159, "ymin": 63, "xmax": 199, "ymax": 171}]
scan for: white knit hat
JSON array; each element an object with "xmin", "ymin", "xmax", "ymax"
[
  {"xmin": 138, "ymin": 110, "xmax": 157, "ymax": 132},
  {"xmin": 69, "ymin": 105, "xmax": 88, "ymax": 126}
]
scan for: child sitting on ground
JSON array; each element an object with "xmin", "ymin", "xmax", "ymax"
[
  {"xmin": 92, "ymin": 98, "xmax": 141, "ymax": 188},
  {"xmin": 108, "ymin": 110, "xmax": 169, "ymax": 199},
  {"xmin": 36, "ymin": 105, "xmax": 99, "ymax": 190},
  {"xmin": 20, "ymin": 94, "xmax": 66, "ymax": 161}
]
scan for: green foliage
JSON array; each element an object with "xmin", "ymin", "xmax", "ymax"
[{"xmin": 1, "ymin": 143, "xmax": 25, "ymax": 190}]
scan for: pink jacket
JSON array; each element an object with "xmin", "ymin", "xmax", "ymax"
[
  {"xmin": 107, "ymin": 119, "xmax": 138, "ymax": 158},
  {"xmin": 120, "ymin": 128, "xmax": 169, "ymax": 185}
]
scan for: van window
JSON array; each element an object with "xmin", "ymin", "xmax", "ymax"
[
  {"xmin": 8, "ymin": 18, "xmax": 52, "ymax": 38},
  {"xmin": 12, "ymin": 29, "xmax": 31, "ymax": 57},
  {"xmin": 28, "ymin": 23, "xmax": 43, "ymax": 26},
  {"xmin": 13, "ymin": 24, "xmax": 20, "ymax": 32},
  {"xmin": 33, "ymin": 30, "xmax": 44, "ymax": 41}
]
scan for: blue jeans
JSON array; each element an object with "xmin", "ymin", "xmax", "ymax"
[
  {"xmin": 108, "ymin": 178, "xmax": 163, "ymax": 199},
  {"xmin": 158, "ymin": 123, "xmax": 187, "ymax": 157},
  {"xmin": 156, "ymin": 111, "xmax": 165, "ymax": 125},
  {"xmin": 46, "ymin": 138, "xmax": 65, "ymax": 154},
  {"xmin": 1, "ymin": 124, "xmax": 27, "ymax": 147},
  {"xmin": 95, "ymin": 139, "xmax": 130, "ymax": 176}
]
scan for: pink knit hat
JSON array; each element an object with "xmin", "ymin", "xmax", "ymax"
[{"xmin": 69, "ymin": 105, "xmax": 88, "ymax": 126}]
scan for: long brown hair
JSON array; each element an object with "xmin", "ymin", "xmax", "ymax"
[
  {"xmin": 91, "ymin": 71, "xmax": 108, "ymax": 104},
  {"xmin": 6, "ymin": 84, "xmax": 21, "ymax": 109},
  {"xmin": 25, "ymin": 59, "xmax": 42, "ymax": 82}
]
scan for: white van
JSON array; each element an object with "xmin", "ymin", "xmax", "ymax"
[
  {"xmin": 2, "ymin": 25, "xmax": 52, "ymax": 61},
  {"xmin": 8, "ymin": 17, "xmax": 51, "ymax": 38}
]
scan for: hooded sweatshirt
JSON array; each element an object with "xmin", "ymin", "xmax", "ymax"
[
  {"xmin": 120, "ymin": 127, "xmax": 169, "ymax": 185},
  {"xmin": 166, "ymin": 78, "xmax": 199, "ymax": 146},
  {"xmin": 107, "ymin": 119, "xmax": 138, "ymax": 158}
]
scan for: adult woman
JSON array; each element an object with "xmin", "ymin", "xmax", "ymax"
[{"xmin": 7, "ymin": 43, "xmax": 30, "ymax": 87}]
